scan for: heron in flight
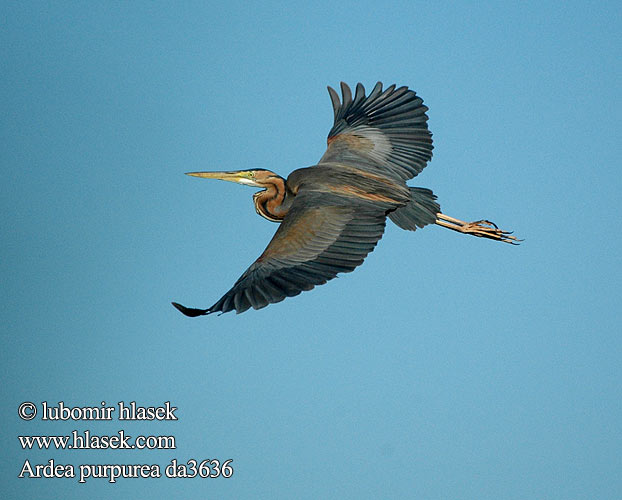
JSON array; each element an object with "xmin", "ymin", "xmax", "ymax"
[{"xmin": 173, "ymin": 82, "xmax": 518, "ymax": 317}]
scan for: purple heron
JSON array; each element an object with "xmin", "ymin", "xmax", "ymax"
[{"xmin": 172, "ymin": 82, "xmax": 518, "ymax": 317}]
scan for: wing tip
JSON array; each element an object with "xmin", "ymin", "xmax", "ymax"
[
  {"xmin": 171, "ymin": 301, "xmax": 210, "ymax": 317},
  {"xmin": 327, "ymin": 85, "xmax": 341, "ymax": 118},
  {"xmin": 340, "ymin": 81, "xmax": 352, "ymax": 106}
]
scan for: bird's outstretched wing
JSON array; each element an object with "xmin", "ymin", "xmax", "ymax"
[
  {"xmin": 172, "ymin": 190, "xmax": 389, "ymax": 316},
  {"xmin": 319, "ymin": 82, "xmax": 433, "ymax": 181}
]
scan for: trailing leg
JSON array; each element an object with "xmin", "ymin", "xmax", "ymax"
[{"xmin": 435, "ymin": 213, "xmax": 520, "ymax": 244}]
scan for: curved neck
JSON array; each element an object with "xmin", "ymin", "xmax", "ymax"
[{"xmin": 253, "ymin": 175, "xmax": 290, "ymax": 222}]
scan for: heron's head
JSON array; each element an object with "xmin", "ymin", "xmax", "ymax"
[{"xmin": 185, "ymin": 169, "xmax": 280, "ymax": 188}]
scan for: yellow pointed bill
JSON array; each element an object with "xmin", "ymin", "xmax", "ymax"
[{"xmin": 185, "ymin": 170, "xmax": 260, "ymax": 186}]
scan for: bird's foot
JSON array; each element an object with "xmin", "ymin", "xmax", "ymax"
[{"xmin": 435, "ymin": 213, "xmax": 521, "ymax": 244}]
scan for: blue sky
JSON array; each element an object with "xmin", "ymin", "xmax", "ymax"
[{"xmin": 2, "ymin": 1, "xmax": 621, "ymax": 498}]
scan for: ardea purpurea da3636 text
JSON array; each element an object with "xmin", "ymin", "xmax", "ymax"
[{"xmin": 172, "ymin": 82, "xmax": 519, "ymax": 317}]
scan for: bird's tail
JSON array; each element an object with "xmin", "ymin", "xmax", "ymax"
[{"xmin": 388, "ymin": 187, "xmax": 440, "ymax": 231}]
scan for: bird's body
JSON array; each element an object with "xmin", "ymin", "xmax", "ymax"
[{"xmin": 173, "ymin": 82, "xmax": 518, "ymax": 317}]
